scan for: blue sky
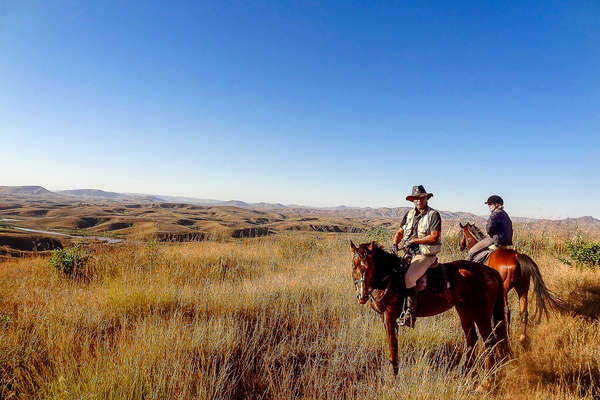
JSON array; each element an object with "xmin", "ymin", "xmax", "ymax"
[{"xmin": 1, "ymin": 1, "xmax": 599, "ymax": 218}]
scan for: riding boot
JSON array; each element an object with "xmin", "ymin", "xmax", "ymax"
[{"xmin": 402, "ymin": 287, "xmax": 418, "ymax": 328}]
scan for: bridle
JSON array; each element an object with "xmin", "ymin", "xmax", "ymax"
[
  {"xmin": 353, "ymin": 253, "xmax": 402, "ymax": 303},
  {"xmin": 352, "ymin": 254, "xmax": 371, "ymax": 299}
]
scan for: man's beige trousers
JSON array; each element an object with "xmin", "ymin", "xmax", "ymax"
[{"xmin": 405, "ymin": 254, "xmax": 438, "ymax": 288}]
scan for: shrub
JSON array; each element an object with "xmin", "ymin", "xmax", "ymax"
[
  {"xmin": 49, "ymin": 243, "xmax": 90, "ymax": 277},
  {"xmin": 0, "ymin": 314, "xmax": 12, "ymax": 327},
  {"xmin": 143, "ymin": 239, "xmax": 162, "ymax": 270},
  {"xmin": 277, "ymin": 235, "xmax": 322, "ymax": 261},
  {"xmin": 364, "ymin": 226, "xmax": 390, "ymax": 245},
  {"xmin": 565, "ymin": 237, "xmax": 600, "ymax": 267}
]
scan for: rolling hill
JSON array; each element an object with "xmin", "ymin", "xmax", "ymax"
[{"xmin": 0, "ymin": 186, "xmax": 598, "ymax": 255}]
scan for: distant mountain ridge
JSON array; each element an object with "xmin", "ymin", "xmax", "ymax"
[
  {"xmin": 0, "ymin": 185, "xmax": 56, "ymax": 196},
  {"xmin": 1, "ymin": 186, "xmax": 599, "ymax": 230},
  {"xmin": 57, "ymin": 189, "xmax": 162, "ymax": 203}
]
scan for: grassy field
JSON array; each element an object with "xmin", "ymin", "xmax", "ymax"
[{"xmin": 1, "ymin": 231, "xmax": 599, "ymax": 399}]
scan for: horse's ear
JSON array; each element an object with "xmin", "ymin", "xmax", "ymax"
[
  {"xmin": 459, "ymin": 222, "xmax": 465, "ymax": 228},
  {"xmin": 350, "ymin": 240, "xmax": 358, "ymax": 252},
  {"xmin": 368, "ymin": 242, "xmax": 375, "ymax": 251}
]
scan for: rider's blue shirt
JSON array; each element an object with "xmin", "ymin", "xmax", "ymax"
[{"xmin": 486, "ymin": 209, "xmax": 513, "ymax": 246}]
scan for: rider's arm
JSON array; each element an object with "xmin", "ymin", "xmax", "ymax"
[
  {"xmin": 411, "ymin": 230, "xmax": 440, "ymax": 245},
  {"xmin": 486, "ymin": 213, "xmax": 499, "ymax": 241},
  {"xmin": 393, "ymin": 228, "xmax": 404, "ymax": 245},
  {"xmin": 393, "ymin": 211, "xmax": 409, "ymax": 245}
]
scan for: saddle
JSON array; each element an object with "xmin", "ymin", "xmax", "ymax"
[
  {"xmin": 415, "ymin": 261, "xmax": 450, "ymax": 293},
  {"xmin": 471, "ymin": 245, "xmax": 513, "ymax": 264},
  {"xmin": 472, "ymin": 250, "xmax": 491, "ymax": 264},
  {"xmin": 390, "ymin": 246, "xmax": 450, "ymax": 294},
  {"xmin": 396, "ymin": 258, "xmax": 450, "ymax": 327}
]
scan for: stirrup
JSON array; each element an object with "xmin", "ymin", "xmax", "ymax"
[
  {"xmin": 398, "ymin": 295, "xmax": 416, "ymax": 328},
  {"xmin": 399, "ymin": 309, "xmax": 416, "ymax": 328}
]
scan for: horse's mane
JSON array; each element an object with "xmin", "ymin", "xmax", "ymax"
[
  {"xmin": 359, "ymin": 242, "xmax": 404, "ymax": 276},
  {"xmin": 465, "ymin": 222, "xmax": 485, "ymax": 240}
]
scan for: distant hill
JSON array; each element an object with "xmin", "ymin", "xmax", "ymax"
[
  {"xmin": 0, "ymin": 185, "xmax": 55, "ymax": 196},
  {"xmin": 1, "ymin": 186, "xmax": 598, "ymax": 235},
  {"xmin": 518, "ymin": 216, "xmax": 600, "ymax": 235},
  {"xmin": 151, "ymin": 195, "xmax": 224, "ymax": 205},
  {"xmin": 58, "ymin": 189, "xmax": 122, "ymax": 199},
  {"xmin": 0, "ymin": 186, "xmax": 63, "ymax": 201},
  {"xmin": 57, "ymin": 189, "xmax": 162, "ymax": 203}
]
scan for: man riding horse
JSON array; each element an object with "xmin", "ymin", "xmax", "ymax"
[
  {"xmin": 467, "ymin": 195, "xmax": 513, "ymax": 262},
  {"xmin": 392, "ymin": 185, "xmax": 441, "ymax": 328}
]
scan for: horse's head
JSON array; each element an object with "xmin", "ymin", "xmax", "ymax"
[
  {"xmin": 458, "ymin": 222, "xmax": 468, "ymax": 251},
  {"xmin": 458, "ymin": 222, "xmax": 483, "ymax": 252},
  {"xmin": 350, "ymin": 240, "xmax": 377, "ymax": 304}
]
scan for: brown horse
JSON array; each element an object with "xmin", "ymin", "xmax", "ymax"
[
  {"xmin": 458, "ymin": 222, "xmax": 564, "ymax": 343},
  {"xmin": 350, "ymin": 241, "xmax": 510, "ymax": 377}
]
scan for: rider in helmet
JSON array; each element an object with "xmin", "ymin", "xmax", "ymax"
[
  {"xmin": 393, "ymin": 185, "xmax": 442, "ymax": 328},
  {"xmin": 468, "ymin": 195, "xmax": 513, "ymax": 261}
]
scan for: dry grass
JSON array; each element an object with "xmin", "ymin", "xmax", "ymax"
[{"xmin": 1, "ymin": 232, "xmax": 599, "ymax": 399}]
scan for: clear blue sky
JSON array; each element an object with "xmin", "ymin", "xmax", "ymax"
[{"xmin": 1, "ymin": 1, "xmax": 599, "ymax": 218}]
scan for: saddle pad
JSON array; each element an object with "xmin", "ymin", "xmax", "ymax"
[
  {"xmin": 473, "ymin": 250, "xmax": 491, "ymax": 264},
  {"xmin": 416, "ymin": 264, "xmax": 449, "ymax": 293}
]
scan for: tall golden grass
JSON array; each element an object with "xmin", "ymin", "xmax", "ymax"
[{"xmin": 1, "ymin": 231, "xmax": 599, "ymax": 399}]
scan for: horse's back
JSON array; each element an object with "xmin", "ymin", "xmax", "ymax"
[
  {"xmin": 486, "ymin": 248, "xmax": 519, "ymax": 281},
  {"xmin": 443, "ymin": 260, "xmax": 504, "ymax": 297},
  {"xmin": 443, "ymin": 259, "xmax": 499, "ymax": 279},
  {"xmin": 487, "ymin": 248, "xmax": 518, "ymax": 263},
  {"xmin": 416, "ymin": 260, "xmax": 502, "ymax": 316}
]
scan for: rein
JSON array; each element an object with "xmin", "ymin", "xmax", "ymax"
[
  {"xmin": 353, "ymin": 254, "xmax": 404, "ymax": 303},
  {"xmin": 353, "ymin": 272, "xmax": 394, "ymax": 302}
]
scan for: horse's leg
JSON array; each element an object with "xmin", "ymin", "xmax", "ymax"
[
  {"xmin": 475, "ymin": 316, "xmax": 496, "ymax": 374},
  {"xmin": 503, "ymin": 270, "xmax": 513, "ymax": 334},
  {"xmin": 474, "ymin": 316, "xmax": 499, "ymax": 391},
  {"xmin": 383, "ymin": 310, "xmax": 399, "ymax": 375},
  {"xmin": 456, "ymin": 306, "xmax": 478, "ymax": 370},
  {"xmin": 516, "ymin": 276, "xmax": 530, "ymax": 345}
]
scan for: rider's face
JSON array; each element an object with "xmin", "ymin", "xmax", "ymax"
[
  {"xmin": 487, "ymin": 203, "xmax": 498, "ymax": 212},
  {"xmin": 413, "ymin": 197, "xmax": 427, "ymax": 211}
]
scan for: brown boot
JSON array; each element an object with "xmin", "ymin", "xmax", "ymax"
[{"xmin": 401, "ymin": 287, "xmax": 418, "ymax": 328}]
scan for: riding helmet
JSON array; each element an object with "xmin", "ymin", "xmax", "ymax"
[{"xmin": 485, "ymin": 195, "xmax": 504, "ymax": 205}]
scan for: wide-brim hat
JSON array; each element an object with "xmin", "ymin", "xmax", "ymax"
[{"xmin": 406, "ymin": 185, "xmax": 434, "ymax": 201}]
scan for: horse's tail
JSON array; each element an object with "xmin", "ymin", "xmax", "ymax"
[
  {"xmin": 517, "ymin": 253, "xmax": 566, "ymax": 322},
  {"xmin": 492, "ymin": 271, "xmax": 511, "ymax": 359}
]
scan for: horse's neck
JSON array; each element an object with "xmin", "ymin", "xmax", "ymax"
[
  {"xmin": 465, "ymin": 229, "xmax": 479, "ymax": 248},
  {"xmin": 373, "ymin": 252, "xmax": 403, "ymax": 277}
]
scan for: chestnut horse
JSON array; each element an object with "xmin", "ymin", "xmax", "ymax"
[
  {"xmin": 350, "ymin": 241, "xmax": 510, "ymax": 376},
  {"xmin": 458, "ymin": 222, "xmax": 564, "ymax": 343}
]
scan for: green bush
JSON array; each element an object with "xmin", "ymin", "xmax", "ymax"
[
  {"xmin": 364, "ymin": 226, "xmax": 390, "ymax": 245},
  {"xmin": 49, "ymin": 244, "xmax": 90, "ymax": 277},
  {"xmin": 277, "ymin": 236, "xmax": 323, "ymax": 261},
  {"xmin": 0, "ymin": 314, "xmax": 12, "ymax": 327},
  {"xmin": 143, "ymin": 239, "xmax": 162, "ymax": 270},
  {"xmin": 565, "ymin": 237, "xmax": 600, "ymax": 267}
]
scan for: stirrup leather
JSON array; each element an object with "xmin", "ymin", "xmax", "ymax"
[{"xmin": 398, "ymin": 293, "xmax": 417, "ymax": 328}]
